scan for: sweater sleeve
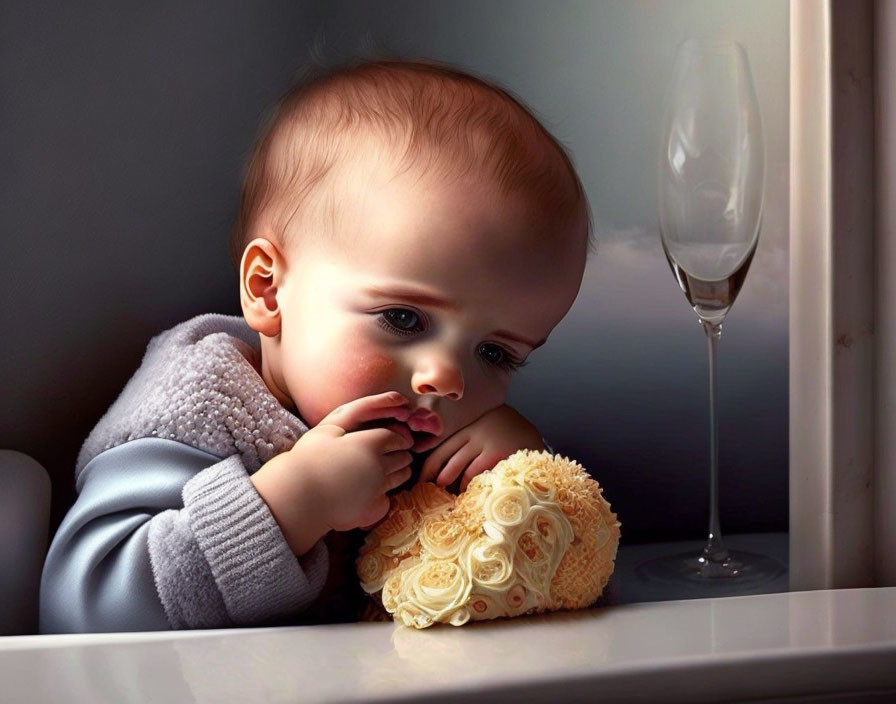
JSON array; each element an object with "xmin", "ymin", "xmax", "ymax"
[{"xmin": 39, "ymin": 437, "xmax": 328, "ymax": 633}]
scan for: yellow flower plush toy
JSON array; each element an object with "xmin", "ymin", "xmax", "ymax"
[{"xmin": 356, "ymin": 449, "xmax": 621, "ymax": 629}]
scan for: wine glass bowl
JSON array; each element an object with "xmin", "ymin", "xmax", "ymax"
[
  {"xmin": 658, "ymin": 38, "xmax": 765, "ymax": 325},
  {"xmin": 637, "ymin": 39, "xmax": 785, "ymax": 589}
]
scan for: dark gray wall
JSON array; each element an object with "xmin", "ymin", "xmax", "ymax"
[
  {"xmin": 0, "ymin": 1, "xmax": 326, "ymax": 528},
  {"xmin": 1, "ymin": 1, "xmax": 788, "ymax": 545}
]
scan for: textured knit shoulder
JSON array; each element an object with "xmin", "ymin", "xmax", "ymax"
[{"xmin": 76, "ymin": 314, "xmax": 307, "ymax": 487}]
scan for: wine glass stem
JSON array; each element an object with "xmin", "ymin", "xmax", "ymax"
[{"xmin": 702, "ymin": 319, "xmax": 729, "ymax": 564}]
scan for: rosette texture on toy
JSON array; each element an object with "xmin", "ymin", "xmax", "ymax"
[{"xmin": 356, "ymin": 449, "xmax": 621, "ymax": 629}]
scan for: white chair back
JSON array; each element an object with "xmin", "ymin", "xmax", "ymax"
[{"xmin": 0, "ymin": 450, "xmax": 51, "ymax": 635}]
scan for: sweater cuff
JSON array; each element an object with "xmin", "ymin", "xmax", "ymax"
[{"xmin": 182, "ymin": 456, "xmax": 329, "ymax": 625}]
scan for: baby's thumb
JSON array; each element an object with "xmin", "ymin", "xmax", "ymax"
[{"xmin": 318, "ymin": 391, "xmax": 410, "ymax": 432}]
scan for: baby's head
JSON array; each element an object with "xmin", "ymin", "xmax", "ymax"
[{"xmin": 232, "ymin": 60, "xmax": 592, "ymax": 443}]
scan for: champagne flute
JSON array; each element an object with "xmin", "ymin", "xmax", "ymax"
[{"xmin": 639, "ymin": 39, "xmax": 785, "ymax": 586}]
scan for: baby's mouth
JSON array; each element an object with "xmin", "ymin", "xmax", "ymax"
[{"xmin": 405, "ymin": 408, "xmax": 443, "ymax": 452}]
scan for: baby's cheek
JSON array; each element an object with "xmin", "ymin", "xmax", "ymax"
[
  {"xmin": 325, "ymin": 349, "xmax": 398, "ymax": 408},
  {"xmin": 354, "ymin": 350, "xmax": 398, "ymax": 387}
]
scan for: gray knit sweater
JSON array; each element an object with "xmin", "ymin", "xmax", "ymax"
[{"xmin": 40, "ymin": 314, "xmax": 329, "ymax": 633}]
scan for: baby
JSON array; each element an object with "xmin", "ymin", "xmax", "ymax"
[{"xmin": 39, "ymin": 59, "xmax": 592, "ymax": 632}]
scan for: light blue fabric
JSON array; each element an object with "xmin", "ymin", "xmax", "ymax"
[
  {"xmin": 40, "ymin": 315, "xmax": 330, "ymax": 633},
  {"xmin": 41, "ymin": 437, "xmax": 329, "ymax": 633},
  {"xmin": 40, "ymin": 439, "xmax": 328, "ymax": 634},
  {"xmin": 40, "ymin": 439, "xmax": 211, "ymax": 632}
]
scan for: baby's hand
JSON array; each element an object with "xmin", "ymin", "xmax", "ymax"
[
  {"xmin": 418, "ymin": 404, "xmax": 545, "ymax": 492},
  {"xmin": 250, "ymin": 392, "xmax": 414, "ymax": 555}
]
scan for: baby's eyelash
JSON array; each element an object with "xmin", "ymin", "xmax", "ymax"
[
  {"xmin": 479, "ymin": 343, "xmax": 528, "ymax": 373},
  {"xmin": 376, "ymin": 308, "xmax": 425, "ymax": 336},
  {"xmin": 375, "ymin": 308, "xmax": 528, "ymax": 374}
]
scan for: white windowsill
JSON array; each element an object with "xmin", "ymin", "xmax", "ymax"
[{"xmin": 2, "ymin": 583, "xmax": 894, "ymax": 703}]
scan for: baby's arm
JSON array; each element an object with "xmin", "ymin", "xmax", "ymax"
[
  {"xmin": 40, "ymin": 392, "xmax": 414, "ymax": 633},
  {"xmin": 417, "ymin": 404, "xmax": 546, "ymax": 491},
  {"xmin": 40, "ymin": 439, "xmax": 329, "ymax": 633}
]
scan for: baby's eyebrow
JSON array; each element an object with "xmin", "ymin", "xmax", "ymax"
[
  {"xmin": 493, "ymin": 330, "xmax": 546, "ymax": 350},
  {"xmin": 362, "ymin": 285, "xmax": 461, "ymax": 312}
]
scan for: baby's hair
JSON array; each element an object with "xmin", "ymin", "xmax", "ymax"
[{"xmin": 229, "ymin": 59, "xmax": 594, "ymax": 268}]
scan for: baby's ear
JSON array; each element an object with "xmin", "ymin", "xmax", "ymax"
[{"xmin": 239, "ymin": 237, "xmax": 285, "ymax": 337}]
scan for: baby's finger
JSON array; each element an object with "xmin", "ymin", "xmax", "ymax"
[
  {"xmin": 458, "ymin": 452, "xmax": 498, "ymax": 492},
  {"xmin": 319, "ymin": 392, "xmax": 410, "ymax": 431},
  {"xmin": 385, "ymin": 465, "xmax": 413, "ymax": 492},
  {"xmin": 419, "ymin": 432, "xmax": 469, "ymax": 483},
  {"xmin": 358, "ymin": 497, "xmax": 390, "ymax": 530},
  {"xmin": 383, "ymin": 450, "xmax": 413, "ymax": 475},
  {"xmin": 378, "ymin": 420, "xmax": 413, "ymax": 448},
  {"xmin": 354, "ymin": 425, "xmax": 414, "ymax": 452},
  {"xmin": 435, "ymin": 444, "xmax": 481, "ymax": 488}
]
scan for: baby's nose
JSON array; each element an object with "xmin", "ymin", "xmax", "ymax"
[
  {"xmin": 411, "ymin": 360, "xmax": 464, "ymax": 400},
  {"xmin": 415, "ymin": 383, "xmax": 462, "ymax": 401}
]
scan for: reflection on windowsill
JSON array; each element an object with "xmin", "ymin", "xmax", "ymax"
[{"xmin": 600, "ymin": 531, "xmax": 789, "ymax": 606}]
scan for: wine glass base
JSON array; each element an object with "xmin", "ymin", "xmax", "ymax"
[{"xmin": 635, "ymin": 549, "xmax": 787, "ymax": 594}]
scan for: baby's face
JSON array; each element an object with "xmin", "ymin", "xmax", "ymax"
[{"xmin": 267, "ymin": 150, "xmax": 586, "ymax": 451}]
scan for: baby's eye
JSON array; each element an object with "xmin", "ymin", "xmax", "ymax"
[
  {"xmin": 479, "ymin": 343, "xmax": 527, "ymax": 373},
  {"xmin": 378, "ymin": 308, "xmax": 425, "ymax": 336}
]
